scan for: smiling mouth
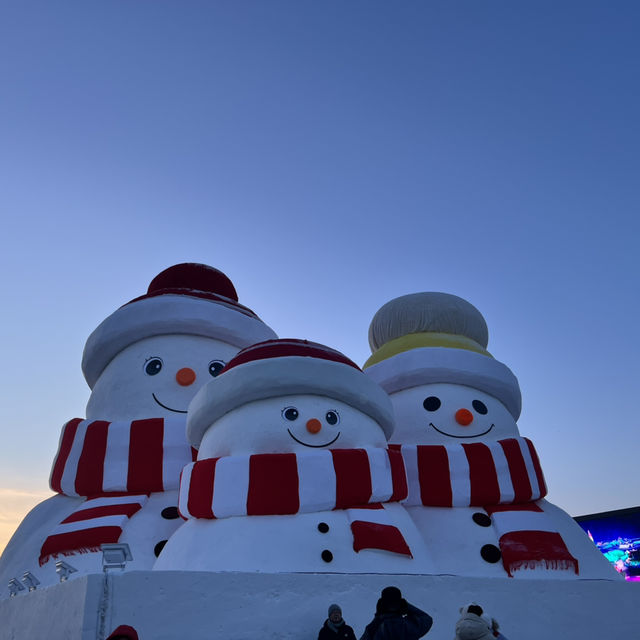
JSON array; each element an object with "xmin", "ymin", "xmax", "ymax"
[
  {"xmin": 152, "ymin": 393, "xmax": 188, "ymax": 414},
  {"xmin": 429, "ymin": 422, "xmax": 494, "ymax": 439},
  {"xmin": 287, "ymin": 429, "xmax": 341, "ymax": 448}
]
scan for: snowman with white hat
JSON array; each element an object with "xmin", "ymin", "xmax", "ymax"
[
  {"xmin": 363, "ymin": 292, "xmax": 618, "ymax": 580},
  {"xmin": 155, "ymin": 338, "xmax": 433, "ymax": 574},
  {"xmin": 0, "ymin": 263, "xmax": 277, "ymax": 595}
]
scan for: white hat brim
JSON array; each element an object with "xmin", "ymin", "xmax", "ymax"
[
  {"xmin": 365, "ymin": 347, "xmax": 522, "ymax": 420},
  {"xmin": 187, "ymin": 356, "xmax": 395, "ymax": 447}
]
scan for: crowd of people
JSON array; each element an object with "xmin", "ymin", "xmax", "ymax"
[{"xmin": 317, "ymin": 587, "xmax": 509, "ymax": 640}]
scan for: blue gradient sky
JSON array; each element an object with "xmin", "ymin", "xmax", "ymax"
[{"xmin": 1, "ymin": 2, "xmax": 638, "ymax": 548}]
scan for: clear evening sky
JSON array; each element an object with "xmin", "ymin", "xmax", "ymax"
[{"xmin": 1, "ymin": 1, "xmax": 638, "ymax": 552}]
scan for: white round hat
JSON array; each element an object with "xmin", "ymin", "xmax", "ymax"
[
  {"xmin": 187, "ymin": 338, "xmax": 395, "ymax": 448},
  {"xmin": 363, "ymin": 292, "xmax": 522, "ymax": 420}
]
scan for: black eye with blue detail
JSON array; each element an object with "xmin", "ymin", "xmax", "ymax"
[
  {"xmin": 144, "ymin": 358, "xmax": 163, "ymax": 376},
  {"xmin": 208, "ymin": 360, "xmax": 225, "ymax": 377},
  {"xmin": 325, "ymin": 410, "xmax": 339, "ymax": 426},
  {"xmin": 282, "ymin": 407, "xmax": 299, "ymax": 421}
]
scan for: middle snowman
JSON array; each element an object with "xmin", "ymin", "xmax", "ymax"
[{"xmin": 155, "ymin": 339, "xmax": 433, "ymax": 573}]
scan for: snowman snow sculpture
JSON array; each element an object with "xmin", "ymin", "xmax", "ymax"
[
  {"xmin": 363, "ymin": 293, "xmax": 618, "ymax": 580},
  {"xmin": 0, "ymin": 263, "xmax": 277, "ymax": 596},
  {"xmin": 154, "ymin": 339, "xmax": 433, "ymax": 574}
]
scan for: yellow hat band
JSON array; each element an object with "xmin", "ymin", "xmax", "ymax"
[{"xmin": 363, "ymin": 332, "xmax": 492, "ymax": 369}]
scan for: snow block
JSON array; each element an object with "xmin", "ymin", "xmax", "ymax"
[{"xmin": 0, "ymin": 571, "xmax": 636, "ymax": 640}]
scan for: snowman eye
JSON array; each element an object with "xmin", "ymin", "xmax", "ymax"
[
  {"xmin": 282, "ymin": 407, "xmax": 299, "ymax": 421},
  {"xmin": 423, "ymin": 396, "xmax": 441, "ymax": 412},
  {"xmin": 208, "ymin": 360, "xmax": 225, "ymax": 377},
  {"xmin": 325, "ymin": 410, "xmax": 340, "ymax": 426},
  {"xmin": 472, "ymin": 400, "xmax": 488, "ymax": 415},
  {"xmin": 144, "ymin": 357, "xmax": 163, "ymax": 376}
]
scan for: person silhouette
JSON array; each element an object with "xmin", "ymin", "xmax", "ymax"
[
  {"xmin": 318, "ymin": 604, "xmax": 357, "ymax": 640},
  {"xmin": 360, "ymin": 586, "xmax": 432, "ymax": 640}
]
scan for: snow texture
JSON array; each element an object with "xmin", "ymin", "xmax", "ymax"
[{"xmin": 0, "ymin": 571, "xmax": 636, "ymax": 639}]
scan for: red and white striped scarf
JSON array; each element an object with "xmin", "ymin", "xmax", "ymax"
[
  {"xmin": 391, "ymin": 437, "xmax": 579, "ymax": 576},
  {"xmin": 40, "ymin": 417, "xmax": 194, "ymax": 565},
  {"xmin": 179, "ymin": 448, "xmax": 412, "ymax": 557}
]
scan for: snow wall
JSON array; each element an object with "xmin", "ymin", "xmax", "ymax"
[{"xmin": 0, "ymin": 571, "xmax": 637, "ymax": 640}]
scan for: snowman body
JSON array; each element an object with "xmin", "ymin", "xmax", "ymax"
[
  {"xmin": 155, "ymin": 503, "xmax": 429, "ymax": 574},
  {"xmin": 0, "ymin": 334, "xmax": 243, "ymax": 593},
  {"xmin": 364, "ymin": 292, "xmax": 618, "ymax": 581},
  {"xmin": 386, "ymin": 382, "xmax": 618, "ymax": 580},
  {"xmin": 155, "ymin": 393, "xmax": 434, "ymax": 574}
]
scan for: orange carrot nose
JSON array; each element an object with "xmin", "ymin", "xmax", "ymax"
[
  {"xmin": 455, "ymin": 408, "xmax": 474, "ymax": 426},
  {"xmin": 176, "ymin": 367, "xmax": 196, "ymax": 386},
  {"xmin": 306, "ymin": 418, "xmax": 322, "ymax": 434}
]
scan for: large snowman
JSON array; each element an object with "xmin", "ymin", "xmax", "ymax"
[
  {"xmin": 154, "ymin": 338, "xmax": 434, "ymax": 574},
  {"xmin": 363, "ymin": 293, "xmax": 618, "ymax": 580},
  {"xmin": 0, "ymin": 263, "xmax": 277, "ymax": 595}
]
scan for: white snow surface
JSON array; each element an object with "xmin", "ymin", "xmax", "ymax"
[{"xmin": 0, "ymin": 570, "xmax": 636, "ymax": 639}]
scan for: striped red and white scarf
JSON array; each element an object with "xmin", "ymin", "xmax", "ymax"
[
  {"xmin": 391, "ymin": 437, "xmax": 579, "ymax": 576},
  {"xmin": 40, "ymin": 417, "xmax": 194, "ymax": 565},
  {"xmin": 179, "ymin": 448, "xmax": 413, "ymax": 557}
]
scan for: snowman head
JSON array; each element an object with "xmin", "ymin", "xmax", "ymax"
[
  {"xmin": 387, "ymin": 382, "xmax": 519, "ymax": 445},
  {"xmin": 364, "ymin": 292, "xmax": 522, "ymax": 445},
  {"xmin": 188, "ymin": 339, "xmax": 394, "ymax": 458},
  {"xmin": 86, "ymin": 334, "xmax": 241, "ymax": 421},
  {"xmin": 82, "ymin": 263, "xmax": 277, "ymax": 421},
  {"xmin": 198, "ymin": 394, "xmax": 387, "ymax": 457}
]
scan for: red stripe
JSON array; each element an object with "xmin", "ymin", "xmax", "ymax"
[
  {"xmin": 350, "ymin": 521, "xmax": 412, "ymax": 557},
  {"xmin": 222, "ymin": 339, "xmax": 361, "ymax": 373},
  {"xmin": 61, "ymin": 503, "xmax": 142, "ymax": 523},
  {"xmin": 485, "ymin": 502, "xmax": 543, "ymax": 516},
  {"xmin": 39, "ymin": 526, "xmax": 123, "ymax": 565},
  {"xmin": 128, "ymin": 418, "xmax": 164, "ymax": 493},
  {"xmin": 416, "ymin": 446, "xmax": 452, "ymax": 506},
  {"xmin": 499, "ymin": 438, "xmax": 532, "ymax": 503},
  {"xmin": 332, "ymin": 449, "xmax": 372, "ymax": 509},
  {"xmin": 75, "ymin": 421, "xmax": 110, "ymax": 495},
  {"xmin": 127, "ymin": 290, "xmax": 257, "ymax": 319},
  {"xmin": 388, "ymin": 448, "xmax": 408, "ymax": 502},
  {"xmin": 498, "ymin": 530, "xmax": 579, "ymax": 577},
  {"xmin": 525, "ymin": 438, "xmax": 547, "ymax": 498},
  {"xmin": 187, "ymin": 459, "xmax": 217, "ymax": 518},
  {"xmin": 247, "ymin": 454, "xmax": 299, "ymax": 515},
  {"xmin": 463, "ymin": 442, "xmax": 500, "ymax": 506},
  {"xmin": 50, "ymin": 418, "xmax": 83, "ymax": 493}
]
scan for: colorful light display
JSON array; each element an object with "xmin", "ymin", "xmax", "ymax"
[{"xmin": 575, "ymin": 506, "xmax": 640, "ymax": 581}]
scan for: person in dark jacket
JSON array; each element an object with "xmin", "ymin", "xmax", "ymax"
[
  {"xmin": 360, "ymin": 586, "xmax": 433, "ymax": 640},
  {"xmin": 318, "ymin": 604, "xmax": 358, "ymax": 640}
]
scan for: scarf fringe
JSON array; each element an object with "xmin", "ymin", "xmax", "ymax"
[
  {"xmin": 39, "ymin": 545, "xmax": 103, "ymax": 567},
  {"xmin": 507, "ymin": 557, "xmax": 580, "ymax": 575}
]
